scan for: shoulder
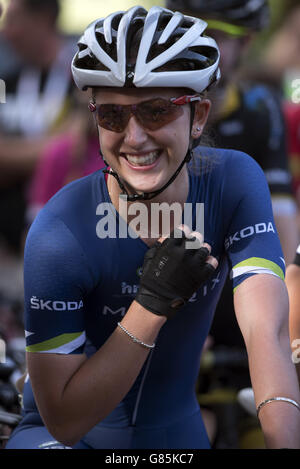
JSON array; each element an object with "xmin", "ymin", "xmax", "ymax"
[
  {"xmin": 192, "ymin": 146, "xmax": 270, "ymax": 214},
  {"xmin": 190, "ymin": 146, "xmax": 268, "ymax": 215},
  {"xmin": 192, "ymin": 145, "xmax": 264, "ymax": 177},
  {"xmin": 46, "ymin": 169, "xmax": 105, "ymax": 216},
  {"xmin": 24, "ymin": 175, "xmax": 100, "ymax": 291},
  {"xmin": 26, "ymin": 170, "xmax": 106, "ymax": 257}
]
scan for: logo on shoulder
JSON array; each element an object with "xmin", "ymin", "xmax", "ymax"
[
  {"xmin": 225, "ymin": 222, "xmax": 275, "ymax": 250},
  {"xmin": 30, "ymin": 296, "xmax": 84, "ymax": 311}
]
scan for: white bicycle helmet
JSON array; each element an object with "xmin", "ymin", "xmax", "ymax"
[
  {"xmin": 166, "ymin": 0, "xmax": 270, "ymax": 31},
  {"xmin": 71, "ymin": 5, "xmax": 220, "ymax": 93}
]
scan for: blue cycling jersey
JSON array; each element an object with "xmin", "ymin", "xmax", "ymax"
[{"xmin": 8, "ymin": 147, "xmax": 285, "ymax": 449}]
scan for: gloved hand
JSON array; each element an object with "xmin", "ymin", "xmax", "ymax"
[{"xmin": 135, "ymin": 226, "xmax": 218, "ymax": 318}]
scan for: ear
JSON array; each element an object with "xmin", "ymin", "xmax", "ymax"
[{"xmin": 191, "ymin": 99, "xmax": 211, "ymax": 139}]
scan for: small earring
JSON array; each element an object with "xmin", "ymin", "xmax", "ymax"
[
  {"xmin": 192, "ymin": 127, "xmax": 201, "ymax": 136},
  {"xmin": 88, "ymin": 101, "xmax": 96, "ymax": 112}
]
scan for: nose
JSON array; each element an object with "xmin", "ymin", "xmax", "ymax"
[{"xmin": 123, "ymin": 115, "xmax": 149, "ymax": 148}]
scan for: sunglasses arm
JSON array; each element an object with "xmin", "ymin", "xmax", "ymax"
[{"xmin": 170, "ymin": 95, "xmax": 201, "ymax": 105}]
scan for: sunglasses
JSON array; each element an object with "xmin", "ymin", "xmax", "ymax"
[{"xmin": 88, "ymin": 95, "xmax": 201, "ymax": 133}]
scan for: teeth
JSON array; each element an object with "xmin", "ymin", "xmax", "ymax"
[{"xmin": 125, "ymin": 151, "xmax": 160, "ymax": 166}]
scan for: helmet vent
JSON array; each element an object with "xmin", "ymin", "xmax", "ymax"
[{"xmin": 74, "ymin": 44, "xmax": 110, "ymax": 72}]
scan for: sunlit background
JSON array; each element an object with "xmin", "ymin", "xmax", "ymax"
[
  {"xmin": 0, "ymin": 0, "xmax": 296, "ymax": 35},
  {"xmin": 59, "ymin": 0, "xmax": 165, "ymax": 35},
  {"xmin": 0, "ymin": 0, "xmax": 165, "ymax": 34}
]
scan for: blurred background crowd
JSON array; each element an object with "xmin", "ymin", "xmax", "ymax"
[{"xmin": 0, "ymin": 0, "xmax": 300, "ymax": 449}]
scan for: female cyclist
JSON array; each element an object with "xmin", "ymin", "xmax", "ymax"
[{"xmin": 6, "ymin": 6, "xmax": 300, "ymax": 449}]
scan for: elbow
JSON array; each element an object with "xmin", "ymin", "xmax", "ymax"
[
  {"xmin": 45, "ymin": 420, "xmax": 84, "ymax": 448},
  {"xmin": 48, "ymin": 429, "xmax": 80, "ymax": 449},
  {"xmin": 60, "ymin": 438, "xmax": 80, "ymax": 448}
]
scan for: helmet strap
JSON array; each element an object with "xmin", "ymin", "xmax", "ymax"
[{"xmin": 103, "ymin": 149, "xmax": 192, "ymax": 201}]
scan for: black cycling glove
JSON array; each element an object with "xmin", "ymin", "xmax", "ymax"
[{"xmin": 135, "ymin": 228, "xmax": 217, "ymax": 318}]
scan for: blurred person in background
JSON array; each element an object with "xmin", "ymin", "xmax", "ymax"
[
  {"xmin": 165, "ymin": 0, "xmax": 299, "ymax": 448},
  {"xmin": 0, "ymin": 1, "xmax": 21, "ymax": 79},
  {"xmin": 0, "ymin": 0, "xmax": 77, "ymax": 341},
  {"xmin": 262, "ymin": 5, "xmax": 300, "ymax": 90},
  {"xmin": 0, "ymin": 0, "xmax": 76, "ymax": 258},
  {"xmin": 260, "ymin": 5, "xmax": 300, "ymax": 224},
  {"xmin": 285, "ymin": 101, "xmax": 300, "ymax": 226},
  {"xmin": 267, "ymin": 6, "xmax": 300, "ymax": 393},
  {"xmin": 26, "ymin": 89, "xmax": 105, "ymax": 224}
]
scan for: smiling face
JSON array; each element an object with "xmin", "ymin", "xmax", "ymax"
[{"xmin": 94, "ymin": 87, "xmax": 210, "ymax": 199}]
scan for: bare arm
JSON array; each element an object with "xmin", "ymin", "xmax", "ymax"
[
  {"xmin": 234, "ymin": 274, "xmax": 300, "ymax": 448},
  {"xmin": 286, "ymin": 262, "xmax": 300, "ymax": 382},
  {"xmin": 27, "ymin": 301, "xmax": 166, "ymax": 447},
  {"xmin": 274, "ymin": 212, "xmax": 299, "ymax": 266}
]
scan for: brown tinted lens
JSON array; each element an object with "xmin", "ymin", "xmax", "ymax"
[
  {"xmin": 97, "ymin": 104, "xmax": 130, "ymax": 132},
  {"xmin": 136, "ymin": 98, "xmax": 184, "ymax": 130},
  {"xmin": 96, "ymin": 99, "xmax": 184, "ymax": 132}
]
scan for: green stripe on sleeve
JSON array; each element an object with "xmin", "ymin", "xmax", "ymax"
[
  {"xmin": 232, "ymin": 257, "xmax": 285, "ymax": 293},
  {"xmin": 232, "ymin": 257, "xmax": 285, "ymax": 280},
  {"xmin": 26, "ymin": 332, "xmax": 83, "ymax": 352}
]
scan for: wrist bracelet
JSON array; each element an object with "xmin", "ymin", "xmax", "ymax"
[
  {"xmin": 117, "ymin": 322, "xmax": 156, "ymax": 349},
  {"xmin": 256, "ymin": 396, "xmax": 300, "ymax": 417}
]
